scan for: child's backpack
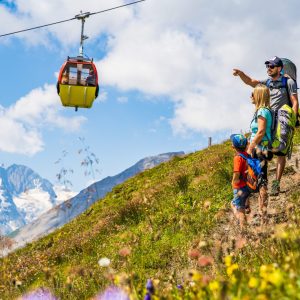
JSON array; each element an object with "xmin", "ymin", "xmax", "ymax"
[{"xmin": 238, "ymin": 153, "xmax": 264, "ymax": 193}]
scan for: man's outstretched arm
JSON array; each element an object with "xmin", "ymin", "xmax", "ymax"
[{"xmin": 233, "ymin": 69, "xmax": 260, "ymax": 88}]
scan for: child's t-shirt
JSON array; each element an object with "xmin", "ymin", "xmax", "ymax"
[{"xmin": 233, "ymin": 151, "xmax": 248, "ymax": 189}]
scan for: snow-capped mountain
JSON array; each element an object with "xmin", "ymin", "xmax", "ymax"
[
  {"xmin": 10, "ymin": 152, "xmax": 184, "ymax": 252},
  {"xmin": 0, "ymin": 167, "xmax": 25, "ymax": 234},
  {"xmin": 0, "ymin": 165, "xmax": 75, "ymax": 235}
]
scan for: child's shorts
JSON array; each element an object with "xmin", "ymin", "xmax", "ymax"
[{"xmin": 231, "ymin": 186, "xmax": 250, "ymax": 210}]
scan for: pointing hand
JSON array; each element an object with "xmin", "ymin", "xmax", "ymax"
[{"xmin": 233, "ymin": 69, "xmax": 241, "ymax": 76}]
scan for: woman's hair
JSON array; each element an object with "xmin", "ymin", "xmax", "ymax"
[{"xmin": 252, "ymin": 83, "xmax": 270, "ymax": 110}]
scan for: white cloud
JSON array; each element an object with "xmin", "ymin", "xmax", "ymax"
[
  {"xmin": 0, "ymin": 84, "xmax": 86, "ymax": 155},
  {"xmin": 97, "ymin": 90, "xmax": 107, "ymax": 103},
  {"xmin": 117, "ymin": 96, "xmax": 128, "ymax": 103},
  {"xmin": 98, "ymin": 0, "xmax": 300, "ymax": 135},
  {"xmin": 2, "ymin": 0, "xmax": 300, "ymax": 136},
  {"xmin": 0, "ymin": 116, "xmax": 43, "ymax": 155}
]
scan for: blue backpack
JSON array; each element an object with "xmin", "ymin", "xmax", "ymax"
[{"xmin": 238, "ymin": 153, "xmax": 264, "ymax": 193}]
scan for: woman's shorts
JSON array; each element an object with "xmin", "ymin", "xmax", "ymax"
[{"xmin": 232, "ymin": 186, "xmax": 250, "ymax": 210}]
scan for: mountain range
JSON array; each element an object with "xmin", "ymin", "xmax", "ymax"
[
  {"xmin": 0, "ymin": 164, "xmax": 71, "ymax": 236},
  {"xmin": 4, "ymin": 152, "xmax": 184, "ymax": 253}
]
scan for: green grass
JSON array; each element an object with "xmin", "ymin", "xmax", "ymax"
[{"xmin": 0, "ymin": 129, "xmax": 300, "ymax": 299}]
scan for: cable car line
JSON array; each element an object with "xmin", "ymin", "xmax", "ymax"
[
  {"xmin": 0, "ymin": 0, "xmax": 146, "ymax": 38},
  {"xmin": 0, "ymin": 0, "xmax": 146, "ymax": 111}
]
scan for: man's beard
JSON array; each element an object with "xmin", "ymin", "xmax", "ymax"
[{"xmin": 270, "ymin": 71, "xmax": 280, "ymax": 78}]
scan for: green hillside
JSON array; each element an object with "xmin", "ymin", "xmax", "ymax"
[{"xmin": 1, "ymin": 129, "xmax": 300, "ymax": 299}]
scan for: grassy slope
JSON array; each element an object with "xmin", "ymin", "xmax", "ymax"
[{"xmin": 1, "ymin": 129, "xmax": 300, "ymax": 299}]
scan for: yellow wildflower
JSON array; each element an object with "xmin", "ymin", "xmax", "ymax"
[
  {"xmin": 268, "ymin": 269, "xmax": 283, "ymax": 287},
  {"xmin": 259, "ymin": 265, "xmax": 268, "ymax": 277},
  {"xmin": 227, "ymin": 263, "xmax": 238, "ymax": 276},
  {"xmin": 192, "ymin": 272, "xmax": 202, "ymax": 282},
  {"xmin": 256, "ymin": 294, "xmax": 268, "ymax": 300},
  {"xmin": 209, "ymin": 280, "xmax": 220, "ymax": 292},
  {"xmin": 230, "ymin": 275, "xmax": 237, "ymax": 284},
  {"xmin": 248, "ymin": 277, "xmax": 259, "ymax": 289},
  {"xmin": 259, "ymin": 280, "xmax": 268, "ymax": 291},
  {"xmin": 224, "ymin": 255, "xmax": 232, "ymax": 267}
]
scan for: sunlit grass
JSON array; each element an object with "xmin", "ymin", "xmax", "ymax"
[{"xmin": 0, "ymin": 129, "xmax": 299, "ymax": 299}]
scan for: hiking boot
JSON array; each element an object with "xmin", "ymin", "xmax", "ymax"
[{"xmin": 270, "ymin": 180, "xmax": 280, "ymax": 196}]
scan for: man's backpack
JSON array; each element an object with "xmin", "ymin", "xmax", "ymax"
[
  {"xmin": 281, "ymin": 58, "xmax": 300, "ymax": 128},
  {"xmin": 270, "ymin": 104, "xmax": 297, "ymax": 156},
  {"xmin": 238, "ymin": 153, "xmax": 264, "ymax": 193},
  {"xmin": 281, "ymin": 58, "xmax": 297, "ymax": 82},
  {"xmin": 253, "ymin": 105, "xmax": 296, "ymax": 158}
]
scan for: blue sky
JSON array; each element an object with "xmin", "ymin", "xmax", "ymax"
[{"xmin": 0, "ymin": 0, "xmax": 299, "ymax": 191}]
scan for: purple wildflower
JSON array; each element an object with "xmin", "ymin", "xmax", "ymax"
[
  {"xmin": 146, "ymin": 279, "xmax": 155, "ymax": 294},
  {"xmin": 95, "ymin": 286, "xmax": 129, "ymax": 300},
  {"xmin": 144, "ymin": 293, "xmax": 151, "ymax": 300},
  {"xmin": 21, "ymin": 288, "xmax": 57, "ymax": 300}
]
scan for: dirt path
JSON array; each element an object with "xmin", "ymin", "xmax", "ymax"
[{"xmin": 215, "ymin": 146, "xmax": 300, "ymax": 255}]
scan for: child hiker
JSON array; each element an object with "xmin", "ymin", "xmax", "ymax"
[{"xmin": 230, "ymin": 134, "xmax": 250, "ymax": 230}]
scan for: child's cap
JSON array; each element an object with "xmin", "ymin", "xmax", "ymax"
[{"xmin": 230, "ymin": 134, "xmax": 247, "ymax": 150}]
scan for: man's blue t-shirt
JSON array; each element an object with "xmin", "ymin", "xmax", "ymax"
[{"xmin": 250, "ymin": 107, "xmax": 272, "ymax": 149}]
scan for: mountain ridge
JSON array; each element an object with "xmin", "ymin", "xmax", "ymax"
[
  {"xmin": 9, "ymin": 151, "xmax": 184, "ymax": 250},
  {"xmin": 0, "ymin": 164, "xmax": 62, "ymax": 235}
]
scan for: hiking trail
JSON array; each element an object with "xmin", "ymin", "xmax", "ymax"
[{"xmin": 214, "ymin": 146, "xmax": 300, "ymax": 255}]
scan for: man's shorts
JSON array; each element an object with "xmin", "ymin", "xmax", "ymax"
[{"xmin": 231, "ymin": 186, "xmax": 250, "ymax": 210}]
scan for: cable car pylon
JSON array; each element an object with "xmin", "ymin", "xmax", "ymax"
[{"xmin": 75, "ymin": 11, "xmax": 90, "ymax": 57}]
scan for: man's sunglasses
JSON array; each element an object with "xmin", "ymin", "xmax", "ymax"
[{"xmin": 266, "ymin": 64, "xmax": 276, "ymax": 69}]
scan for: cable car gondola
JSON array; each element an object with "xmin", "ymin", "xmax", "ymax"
[
  {"xmin": 57, "ymin": 56, "xmax": 99, "ymax": 110},
  {"xmin": 57, "ymin": 12, "xmax": 99, "ymax": 111}
]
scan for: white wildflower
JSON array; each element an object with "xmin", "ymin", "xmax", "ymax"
[{"xmin": 98, "ymin": 257, "xmax": 111, "ymax": 267}]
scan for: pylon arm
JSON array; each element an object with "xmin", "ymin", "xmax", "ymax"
[
  {"xmin": 75, "ymin": 11, "xmax": 91, "ymax": 57},
  {"xmin": 75, "ymin": 12, "xmax": 91, "ymax": 20}
]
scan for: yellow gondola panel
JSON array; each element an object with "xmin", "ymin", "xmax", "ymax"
[{"xmin": 59, "ymin": 84, "xmax": 96, "ymax": 108}]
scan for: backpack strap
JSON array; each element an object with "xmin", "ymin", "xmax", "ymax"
[
  {"xmin": 252, "ymin": 106, "xmax": 273, "ymax": 125},
  {"xmin": 237, "ymin": 153, "xmax": 248, "ymax": 181},
  {"xmin": 267, "ymin": 76, "xmax": 292, "ymax": 107},
  {"xmin": 281, "ymin": 77, "xmax": 292, "ymax": 107},
  {"xmin": 237, "ymin": 153, "xmax": 248, "ymax": 161},
  {"xmin": 264, "ymin": 107, "xmax": 276, "ymax": 131}
]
